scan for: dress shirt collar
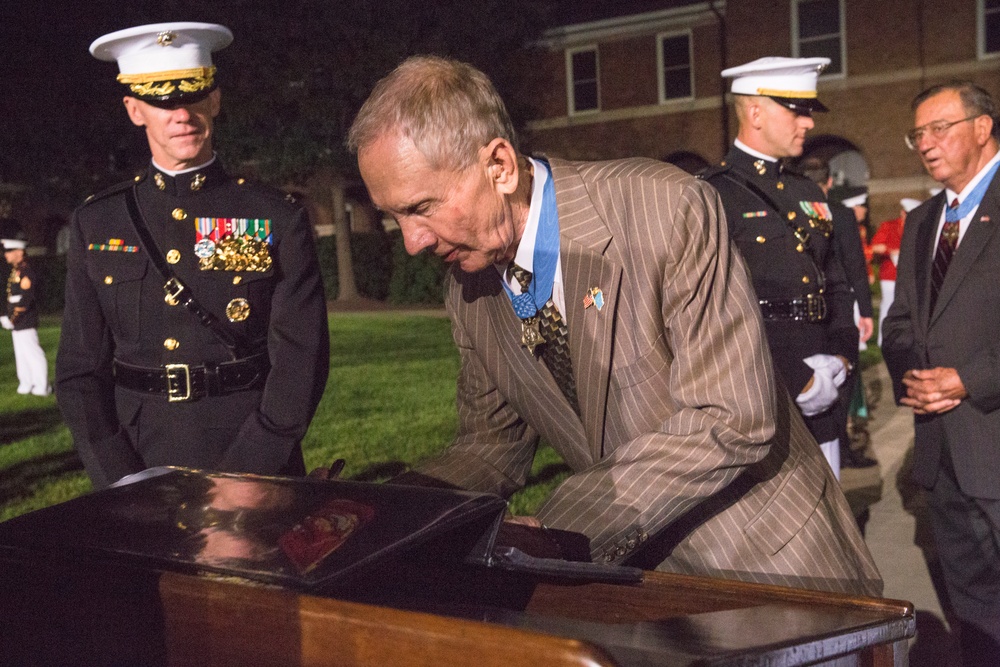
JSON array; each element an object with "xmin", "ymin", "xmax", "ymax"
[{"xmin": 734, "ymin": 138, "xmax": 778, "ymax": 163}]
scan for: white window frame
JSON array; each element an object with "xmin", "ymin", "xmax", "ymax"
[
  {"xmin": 566, "ymin": 45, "xmax": 600, "ymax": 115},
  {"xmin": 657, "ymin": 29, "xmax": 695, "ymax": 104},
  {"xmin": 979, "ymin": 0, "xmax": 1000, "ymax": 59},
  {"xmin": 791, "ymin": 0, "xmax": 846, "ymax": 78}
]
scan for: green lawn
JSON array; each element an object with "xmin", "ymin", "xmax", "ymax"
[{"xmin": 0, "ymin": 313, "xmax": 569, "ymax": 522}]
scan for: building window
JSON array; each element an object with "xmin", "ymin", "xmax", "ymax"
[
  {"xmin": 980, "ymin": 0, "xmax": 1000, "ymax": 58},
  {"xmin": 792, "ymin": 0, "xmax": 845, "ymax": 76},
  {"xmin": 658, "ymin": 31, "xmax": 694, "ymax": 102},
  {"xmin": 567, "ymin": 46, "xmax": 599, "ymax": 114}
]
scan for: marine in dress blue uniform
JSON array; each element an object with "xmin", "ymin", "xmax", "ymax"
[
  {"xmin": 701, "ymin": 57, "xmax": 858, "ymax": 477},
  {"xmin": 56, "ymin": 23, "xmax": 329, "ymax": 489},
  {"xmin": 2, "ymin": 230, "xmax": 50, "ymax": 396}
]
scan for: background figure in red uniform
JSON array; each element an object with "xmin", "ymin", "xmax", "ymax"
[{"xmin": 871, "ymin": 198, "xmax": 921, "ymax": 346}]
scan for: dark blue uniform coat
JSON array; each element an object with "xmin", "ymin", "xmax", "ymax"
[
  {"xmin": 702, "ymin": 146, "xmax": 857, "ymax": 443},
  {"xmin": 56, "ymin": 161, "xmax": 330, "ymax": 489}
]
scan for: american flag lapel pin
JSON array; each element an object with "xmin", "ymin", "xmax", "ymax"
[{"xmin": 583, "ymin": 287, "xmax": 604, "ymax": 311}]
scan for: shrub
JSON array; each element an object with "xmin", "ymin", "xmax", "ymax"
[
  {"xmin": 315, "ymin": 231, "xmax": 393, "ymax": 301},
  {"xmin": 387, "ymin": 231, "xmax": 447, "ymax": 305}
]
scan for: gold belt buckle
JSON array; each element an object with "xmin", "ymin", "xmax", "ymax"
[
  {"xmin": 165, "ymin": 363, "xmax": 192, "ymax": 402},
  {"xmin": 806, "ymin": 294, "xmax": 826, "ymax": 321}
]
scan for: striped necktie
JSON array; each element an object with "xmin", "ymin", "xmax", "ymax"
[
  {"xmin": 510, "ymin": 263, "xmax": 580, "ymax": 415},
  {"xmin": 929, "ymin": 199, "xmax": 960, "ymax": 313}
]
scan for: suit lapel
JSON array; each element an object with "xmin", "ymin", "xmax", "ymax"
[
  {"xmin": 551, "ymin": 159, "xmax": 622, "ymax": 462},
  {"xmin": 931, "ymin": 174, "xmax": 1000, "ymax": 325}
]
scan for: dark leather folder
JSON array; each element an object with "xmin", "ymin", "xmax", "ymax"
[{"xmin": 0, "ymin": 468, "xmax": 640, "ymax": 591}]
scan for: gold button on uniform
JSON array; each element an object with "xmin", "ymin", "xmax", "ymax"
[
  {"xmin": 172, "ymin": 208, "xmax": 187, "ymax": 221},
  {"xmin": 226, "ymin": 298, "xmax": 251, "ymax": 322},
  {"xmin": 104, "ymin": 275, "xmax": 113, "ymax": 285},
  {"xmin": 776, "ymin": 182, "xmax": 785, "ymax": 190},
  {"xmin": 796, "ymin": 244, "xmax": 804, "ymax": 252},
  {"xmin": 756, "ymin": 235, "xmax": 766, "ymax": 243},
  {"xmin": 166, "ymin": 249, "xmax": 181, "ymax": 264},
  {"xmin": 237, "ymin": 178, "xmax": 246, "ymax": 185},
  {"xmin": 787, "ymin": 211, "xmax": 796, "ymax": 220},
  {"xmin": 164, "ymin": 338, "xmax": 180, "ymax": 351},
  {"xmin": 232, "ymin": 275, "xmax": 242, "ymax": 285},
  {"xmin": 802, "ymin": 276, "xmax": 811, "ymax": 284}
]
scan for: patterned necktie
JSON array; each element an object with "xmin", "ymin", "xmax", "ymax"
[
  {"xmin": 930, "ymin": 199, "xmax": 960, "ymax": 313},
  {"xmin": 509, "ymin": 263, "xmax": 580, "ymax": 415}
]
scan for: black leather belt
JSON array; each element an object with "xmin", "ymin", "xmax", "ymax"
[
  {"xmin": 113, "ymin": 352, "xmax": 270, "ymax": 402},
  {"xmin": 758, "ymin": 294, "xmax": 827, "ymax": 323}
]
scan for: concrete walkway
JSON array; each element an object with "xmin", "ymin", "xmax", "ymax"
[{"xmin": 845, "ymin": 362, "xmax": 959, "ymax": 665}]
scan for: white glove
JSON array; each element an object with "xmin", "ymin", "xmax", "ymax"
[
  {"xmin": 0, "ymin": 316, "xmax": 12, "ymax": 330},
  {"xmin": 796, "ymin": 354, "xmax": 848, "ymax": 416}
]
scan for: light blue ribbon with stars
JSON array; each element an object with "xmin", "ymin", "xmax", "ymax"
[
  {"xmin": 946, "ymin": 160, "xmax": 1000, "ymax": 222},
  {"xmin": 502, "ymin": 160, "xmax": 558, "ymax": 319}
]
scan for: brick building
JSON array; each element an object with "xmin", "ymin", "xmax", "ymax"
[{"xmin": 523, "ymin": 0, "xmax": 1000, "ymax": 223}]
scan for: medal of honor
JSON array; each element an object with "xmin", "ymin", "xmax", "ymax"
[
  {"xmin": 520, "ymin": 317, "xmax": 543, "ymax": 354},
  {"xmin": 225, "ymin": 298, "xmax": 251, "ymax": 322}
]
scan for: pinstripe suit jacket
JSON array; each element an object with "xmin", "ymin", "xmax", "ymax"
[{"xmin": 416, "ymin": 158, "xmax": 882, "ymax": 597}]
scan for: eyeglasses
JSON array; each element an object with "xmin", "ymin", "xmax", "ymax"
[{"xmin": 904, "ymin": 115, "xmax": 981, "ymax": 150}]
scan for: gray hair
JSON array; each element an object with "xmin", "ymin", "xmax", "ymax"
[
  {"xmin": 913, "ymin": 81, "xmax": 1000, "ymax": 139},
  {"xmin": 346, "ymin": 55, "xmax": 517, "ymax": 171}
]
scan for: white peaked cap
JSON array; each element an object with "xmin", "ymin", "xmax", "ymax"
[
  {"xmin": 841, "ymin": 193, "xmax": 868, "ymax": 208},
  {"xmin": 722, "ymin": 57, "xmax": 830, "ymax": 111},
  {"xmin": 901, "ymin": 198, "xmax": 922, "ymax": 212},
  {"xmin": 91, "ymin": 22, "xmax": 232, "ymax": 78}
]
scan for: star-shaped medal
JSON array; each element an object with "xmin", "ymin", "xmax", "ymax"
[{"xmin": 521, "ymin": 317, "xmax": 543, "ymax": 354}]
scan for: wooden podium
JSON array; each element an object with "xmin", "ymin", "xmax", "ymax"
[{"xmin": 0, "ymin": 469, "xmax": 914, "ymax": 666}]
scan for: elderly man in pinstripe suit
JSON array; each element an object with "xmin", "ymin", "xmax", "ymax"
[{"xmin": 348, "ymin": 56, "xmax": 881, "ymax": 597}]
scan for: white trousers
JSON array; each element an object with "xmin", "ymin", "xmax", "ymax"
[
  {"xmin": 12, "ymin": 328, "xmax": 49, "ymax": 396},
  {"xmin": 877, "ymin": 280, "xmax": 895, "ymax": 347},
  {"xmin": 818, "ymin": 438, "xmax": 841, "ymax": 481}
]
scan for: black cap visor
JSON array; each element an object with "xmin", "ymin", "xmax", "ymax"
[{"xmin": 770, "ymin": 95, "xmax": 828, "ymax": 115}]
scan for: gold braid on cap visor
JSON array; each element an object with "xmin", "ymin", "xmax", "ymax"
[
  {"xmin": 754, "ymin": 87, "xmax": 818, "ymax": 99},
  {"xmin": 117, "ymin": 67, "xmax": 216, "ymax": 97}
]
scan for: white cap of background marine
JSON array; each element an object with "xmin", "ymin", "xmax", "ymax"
[
  {"xmin": 722, "ymin": 56, "xmax": 831, "ymax": 114},
  {"xmin": 90, "ymin": 22, "xmax": 233, "ymax": 105}
]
